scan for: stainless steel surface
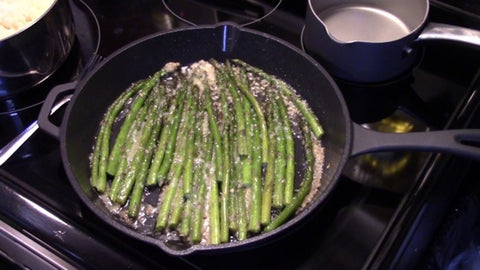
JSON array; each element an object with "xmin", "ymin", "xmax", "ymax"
[
  {"xmin": 0, "ymin": 0, "xmax": 75, "ymax": 95},
  {"xmin": 0, "ymin": 219, "xmax": 77, "ymax": 269},
  {"xmin": 0, "ymin": 95, "xmax": 71, "ymax": 166},
  {"xmin": 319, "ymin": 7, "xmax": 409, "ymax": 42},
  {"xmin": 303, "ymin": 0, "xmax": 480, "ymax": 83},
  {"xmin": 309, "ymin": 0, "xmax": 427, "ymax": 43},
  {"xmin": 418, "ymin": 22, "xmax": 480, "ymax": 46}
]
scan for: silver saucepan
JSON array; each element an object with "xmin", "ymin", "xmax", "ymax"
[{"xmin": 303, "ymin": 0, "xmax": 480, "ymax": 83}]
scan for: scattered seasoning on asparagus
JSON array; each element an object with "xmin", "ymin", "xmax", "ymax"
[
  {"xmin": 106, "ymin": 71, "xmax": 162, "ymax": 175},
  {"xmin": 248, "ymin": 107, "xmax": 263, "ymax": 233},
  {"xmin": 264, "ymin": 121, "xmax": 318, "ymax": 232},
  {"xmin": 277, "ymin": 92, "xmax": 296, "ymax": 205},
  {"xmin": 260, "ymin": 102, "xmax": 277, "ymax": 226},
  {"xmin": 91, "ymin": 77, "xmax": 155, "ymax": 193},
  {"xmin": 89, "ymin": 59, "xmax": 325, "ymax": 247}
]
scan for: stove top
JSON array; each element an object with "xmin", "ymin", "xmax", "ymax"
[{"xmin": 1, "ymin": 0, "xmax": 480, "ymax": 269}]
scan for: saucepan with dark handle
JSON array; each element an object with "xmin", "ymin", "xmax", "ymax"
[
  {"xmin": 37, "ymin": 23, "xmax": 480, "ymax": 255},
  {"xmin": 303, "ymin": 0, "xmax": 480, "ymax": 83}
]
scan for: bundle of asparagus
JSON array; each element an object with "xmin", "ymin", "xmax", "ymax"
[{"xmin": 90, "ymin": 59, "xmax": 324, "ymax": 245}]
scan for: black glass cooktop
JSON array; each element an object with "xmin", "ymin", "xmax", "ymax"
[{"xmin": 1, "ymin": 0, "xmax": 480, "ymax": 269}]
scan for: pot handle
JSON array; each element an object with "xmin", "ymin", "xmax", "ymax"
[
  {"xmin": 351, "ymin": 123, "xmax": 480, "ymax": 161},
  {"xmin": 38, "ymin": 81, "xmax": 77, "ymax": 139},
  {"xmin": 418, "ymin": 22, "xmax": 480, "ymax": 47}
]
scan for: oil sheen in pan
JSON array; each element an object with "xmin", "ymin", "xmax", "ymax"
[
  {"xmin": 318, "ymin": 5, "xmax": 412, "ymax": 42},
  {"xmin": 95, "ymin": 61, "xmax": 326, "ymax": 249}
]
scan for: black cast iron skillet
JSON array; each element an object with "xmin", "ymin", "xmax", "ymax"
[{"xmin": 37, "ymin": 23, "xmax": 480, "ymax": 255}]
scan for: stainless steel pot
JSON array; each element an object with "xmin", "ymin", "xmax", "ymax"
[
  {"xmin": 0, "ymin": 0, "xmax": 75, "ymax": 96},
  {"xmin": 303, "ymin": 0, "xmax": 480, "ymax": 83}
]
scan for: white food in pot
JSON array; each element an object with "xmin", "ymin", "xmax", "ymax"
[{"xmin": 0, "ymin": 0, "xmax": 55, "ymax": 40}]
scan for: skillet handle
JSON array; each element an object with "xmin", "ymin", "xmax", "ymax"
[
  {"xmin": 351, "ymin": 123, "xmax": 480, "ymax": 161},
  {"xmin": 38, "ymin": 81, "xmax": 77, "ymax": 139}
]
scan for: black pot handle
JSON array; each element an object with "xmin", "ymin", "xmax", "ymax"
[
  {"xmin": 351, "ymin": 123, "xmax": 480, "ymax": 161},
  {"xmin": 38, "ymin": 81, "xmax": 77, "ymax": 139}
]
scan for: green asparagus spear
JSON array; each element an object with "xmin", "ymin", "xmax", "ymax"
[
  {"xmin": 191, "ymin": 113, "xmax": 211, "ymax": 244},
  {"xmin": 145, "ymin": 105, "xmax": 173, "ymax": 186},
  {"xmin": 180, "ymin": 98, "xmax": 202, "ymax": 237},
  {"xmin": 219, "ymin": 84, "xmax": 232, "ymax": 242},
  {"xmin": 236, "ymin": 186, "xmax": 248, "ymax": 241},
  {"xmin": 260, "ymin": 103, "xmax": 277, "ymax": 225},
  {"xmin": 169, "ymin": 93, "xmax": 198, "ymax": 227},
  {"xmin": 229, "ymin": 62, "xmax": 268, "ymax": 165},
  {"xmin": 91, "ymin": 121, "xmax": 106, "ymax": 191},
  {"xmin": 241, "ymin": 98, "xmax": 252, "ymax": 187},
  {"xmin": 109, "ymin": 105, "xmax": 148, "ymax": 202},
  {"xmin": 128, "ymin": 84, "xmax": 167, "ymax": 217},
  {"xmin": 220, "ymin": 121, "xmax": 231, "ymax": 242},
  {"xmin": 155, "ymin": 155, "xmax": 184, "ymax": 231},
  {"xmin": 272, "ymin": 97, "xmax": 287, "ymax": 208},
  {"xmin": 183, "ymin": 97, "xmax": 199, "ymax": 198},
  {"xmin": 91, "ymin": 78, "xmax": 149, "ymax": 192},
  {"xmin": 232, "ymin": 59, "xmax": 324, "ymax": 138},
  {"xmin": 264, "ymin": 121, "xmax": 315, "ymax": 232},
  {"xmin": 248, "ymin": 108, "xmax": 263, "ymax": 233},
  {"xmin": 155, "ymin": 86, "xmax": 189, "ymax": 186},
  {"xmin": 168, "ymin": 178, "xmax": 185, "ymax": 228},
  {"xmin": 205, "ymin": 84, "xmax": 224, "ymax": 184},
  {"xmin": 228, "ymin": 121, "xmax": 239, "ymax": 233},
  {"xmin": 203, "ymin": 85, "xmax": 222, "ymax": 244},
  {"xmin": 107, "ymin": 71, "xmax": 162, "ymax": 175},
  {"xmin": 191, "ymin": 179, "xmax": 207, "ymax": 244},
  {"xmin": 278, "ymin": 94, "xmax": 295, "ymax": 205},
  {"xmin": 115, "ymin": 86, "xmax": 163, "ymax": 205},
  {"xmin": 179, "ymin": 194, "xmax": 193, "ymax": 237},
  {"xmin": 156, "ymin": 83, "xmax": 196, "ymax": 229},
  {"xmin": 155, "ymin": 134, "xmax": 190, "ymax": 231},
  {"xmin": 216, "ymin": 64, "xmax": 248, "ymax": 157},
  {"xmin": 147, "ymin": 86, "xmax": 187, "ymax": 186}
]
